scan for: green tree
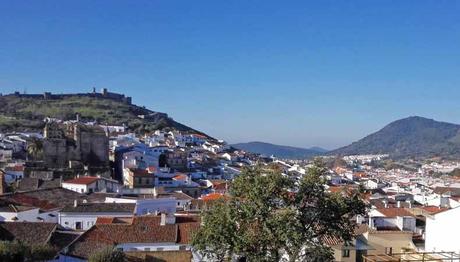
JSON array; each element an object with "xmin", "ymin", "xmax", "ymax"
[
  {"xmin": 0, "ymin": 241, "xmax": 27, "ymax": 262},
  {"xmin": 89, "ymin": 247, "xmax": 126, "ymax": 262},
  {"xmin": 192, "ymin": 160, "xmax": 366, "ymax": 262},
  {"xmin": 28, "ymin": 244, "xmax": 56, "ymax": 261},
  {"xmin": 27, "ymin": 137, "xmax": 43, "ymax": 161}
]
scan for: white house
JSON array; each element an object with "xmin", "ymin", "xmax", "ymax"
[
  {"xmin": 62, "ymin": 176, "xmax": 121, "ymax": 194},
  {"xmin": 58, "ymin": 202, "xmax": 135, "ymax": 230},
  {"xmin": 104, "ymin": 196, "xmax": 177, "ymax": 215},
  {"xmin": 425, "ymin": 206, "xmax": 460, "ymax": 254}
]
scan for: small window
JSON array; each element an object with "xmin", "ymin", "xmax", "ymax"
[
  {"xmin": 144, "ymin": 248, "xmax": 150, "ymax": 251},
  {"xmin": 157, "ymin": 248, "xmax": 164, "ymax": 251},
  {"xmin": 342, "ymin": 249, "xmax": 350, "ymax": 258},
  {"xmin": 385, "ymin": 247, "xmax": 393, "ymax": 255}
]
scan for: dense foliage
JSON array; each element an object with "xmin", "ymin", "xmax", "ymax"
[
  {"xmin": 192, "ymin": 161, "xmax": 365, "ymax": 262},
  {"xmin": 332, "ymin": 116, "xmax": 460, "ymax": 159},
  {"xmin": 0, "ymin": 241, "xmax": 56, "ymax": 262}
]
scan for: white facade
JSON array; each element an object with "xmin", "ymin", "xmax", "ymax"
[
  {"xmin": 105, "ymin": 197, "xmax": 177, "ymax": 215},
  {"xmin": 58, "ymin": 212, "xmax": 133, "ymax": 230},
  {"xmin": 425, "ymin": 207, "xmax": 460, "ymax": 254},
  {"xmin": 62, "ymin": 178, "xmax": 121, "ymax": 194}
]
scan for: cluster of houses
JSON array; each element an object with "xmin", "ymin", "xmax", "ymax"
[
  {"xmin": 0, "ymin": 121, "xmax": 258, "ymax": 262},
  {"xmin": 2, "ymin": 119, "xmax": 460, "ymax": 261}
]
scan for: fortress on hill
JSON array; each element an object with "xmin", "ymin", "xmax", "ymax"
[{"xmin": 1, "ymin": 87, "xmax": 132, "ymax": 105}]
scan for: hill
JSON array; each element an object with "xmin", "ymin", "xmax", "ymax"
[
  {"xmin": 232, "ymin": 141, "xmax": 327, "ymax": 159},
  {"xmin": 0, "ymin": 91, "xmax": 207, "ymax": 136},
  {"xmin": 331, "ymin": 116, "xmax": 460, "ymax": 158}
]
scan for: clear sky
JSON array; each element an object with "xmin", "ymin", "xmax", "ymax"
[{"xmin": 1, "ymin": 1, "xmax": 460, "ymax": 149}]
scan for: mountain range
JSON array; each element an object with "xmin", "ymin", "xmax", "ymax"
[
  {"xmin": 331, "ymin": 116, "xmax": 460, "ymax": 158},
  {"xmin": 231, "ymin": 141, "xmax": 327, "ymax": 159}
]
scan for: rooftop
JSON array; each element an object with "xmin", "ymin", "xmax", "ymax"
[
  {"xmin": 60, "ymin": 203, "xmax": 136, "ymax": 213},
  {"xmin": 63, "ymin": 176, "xmax": 99, "ymax": 185}
]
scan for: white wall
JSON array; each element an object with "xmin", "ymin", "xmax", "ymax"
[
  {"xmin": 0, "ymin": 208, "xmax": 40, "ymax": 222},
  {"xmin": 59, "ymin": 213, "xmax": 132, "ymax": 230},
  {"xmin": 425, "ymin": 207, "xmax": 460, "ymax": 254}
]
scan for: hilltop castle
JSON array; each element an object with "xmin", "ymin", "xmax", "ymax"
[{"xmin": 1, "ymin": 88, "xmax": 132, "ymax": 105}]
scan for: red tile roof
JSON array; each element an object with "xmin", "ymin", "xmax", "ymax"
[
  {"xmin": 421, "ymin": 206, "xmax": 449, "ymax": 215},
  {"xmin": 201, "ymin": 193, "xmax": 228, "ymax": 201},
  {"xmin": 67, "ymin": 215, "xmax": 200, "ymax": 259},
  {"xmin": 376, "ymin": 208, "xmax": 414, "ymax": 217},
  {"xmin": 64, "ymin": 176, "xmax": 99, "ymax": 185}
]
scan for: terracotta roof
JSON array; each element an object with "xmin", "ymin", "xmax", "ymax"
[
  {"xmin": 1, "ymin": 188, "xmax": 101, "ymax": 210},
  {"xmin": 421, "ymin": 206, "xmax": 449, "ymax": 215},
  {"xmin": 375, "ymin": 208, "xmax": 414, "ymax": 217},
  {"xmin": 201, "ymin": 193, "xmax": 228, "ymax": 201},
  {"xmin": 63, "ymin": 176, "xmax": 99, "ymax": 185},
  {"xmin": 0, "ymin": 222, "xmax": 56, "ymax": 245},
  {"xmin": 173, "ymin": 174, "xmax": 188, "ymax": 181},
  {"xmin": 67, "ymin": 215, "xmax": 200, "ymax": 259}
]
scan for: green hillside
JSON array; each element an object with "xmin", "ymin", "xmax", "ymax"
[
  {"xmin": 0, "ymin": 94, "xmax": 205, "ymax": 135},
  {"xmin": 331, "ymin": 116, "xmax": 460, "ymax": 159}
]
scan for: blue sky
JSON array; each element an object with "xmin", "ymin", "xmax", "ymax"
[{"xmin": 1, "ymin": 1, "xmax": 459, "ymax": 149}]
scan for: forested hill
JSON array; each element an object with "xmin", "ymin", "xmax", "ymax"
[{"xmin": 331, "ymin": 116, "xmax": 460, "ymax": 159}]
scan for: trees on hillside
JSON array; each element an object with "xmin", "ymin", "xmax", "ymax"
[{"xmin": 192, "ymin": 160, "xmax": 365, "ymax": 262}]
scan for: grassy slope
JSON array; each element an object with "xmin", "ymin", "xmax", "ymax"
[{"xmin": 0, "ymin": 95, "xmax": 206, "ymax": 136}]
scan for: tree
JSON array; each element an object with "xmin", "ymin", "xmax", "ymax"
[
  {"xmin": 28, "ymin": 244, "xmax": 57, "ymax": 261},
  {"xmin": 192, "ymin": 160, "xmax": 366, "ymax": 262},
  {"xmin": 0, "ymin": 241, "xmax": 55, "ymax": 262},
  {"xmin": 0, "ymin": 241, "xmax": 27, "ymax": 262},
  {"xmin": 88, "ymin": 247, "xmax": 126, "ymax": 262},
  {"xmin": 27, "ymin": 137, "xmax": 43, "ymax": 161}
]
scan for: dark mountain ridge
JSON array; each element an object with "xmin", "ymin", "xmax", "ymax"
[{"xmin": 331, "ymin": 116, "xmax": 460, "ymax": 158}]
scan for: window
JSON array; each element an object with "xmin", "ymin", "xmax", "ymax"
[
  {"xmin": 342, "ymin": 249, "xmax": 350, "ymax": 258},
  {"xmin": 76, "ymin": 222, "xmax": 82, "ymax": 230},
  {"xmin": 156, "ymin": 248, "xmax": 164, "ymax": 251},
  {"xmin": 385, "ymin": 247, "xmax": 393, "ymax": 255},
  {"xmin": 144, "ymin": 248, "xmax": 150, "ymax": 251}
]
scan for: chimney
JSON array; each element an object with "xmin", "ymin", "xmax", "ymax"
[
  {"xmin": 383, "ymin": 200, "xmax": 388, "ymax": 208},
  {"xmin": 73, "ymin": 200, "xmax": 78, "ymax": 207},
  {"xmin": 397, "ymin": 201, "xmax": 401, "ymax": 208},
  {"xmin": 160, "ymin": 213, "xmax": 176, "ymax": 226}
]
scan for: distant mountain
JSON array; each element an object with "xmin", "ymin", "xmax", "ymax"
[
  {"xmin": 331, "ymin": 116, "xmax": 460, "ymax": 158},
  {"xmin": 232, "ymin": 141, "xmax": 327, "ymax": 159}
]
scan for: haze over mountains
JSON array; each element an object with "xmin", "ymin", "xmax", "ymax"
[
  {"xmin": 231, "ymin": 141, "xmax": 328, "ymax": 159},
  {"xmin": 332, "ymin": 116, "xmax": 460, "ymax": 159},
  {"xmin": 234, "ymin": 117, "xmax": 460, "ymax": 160}
]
